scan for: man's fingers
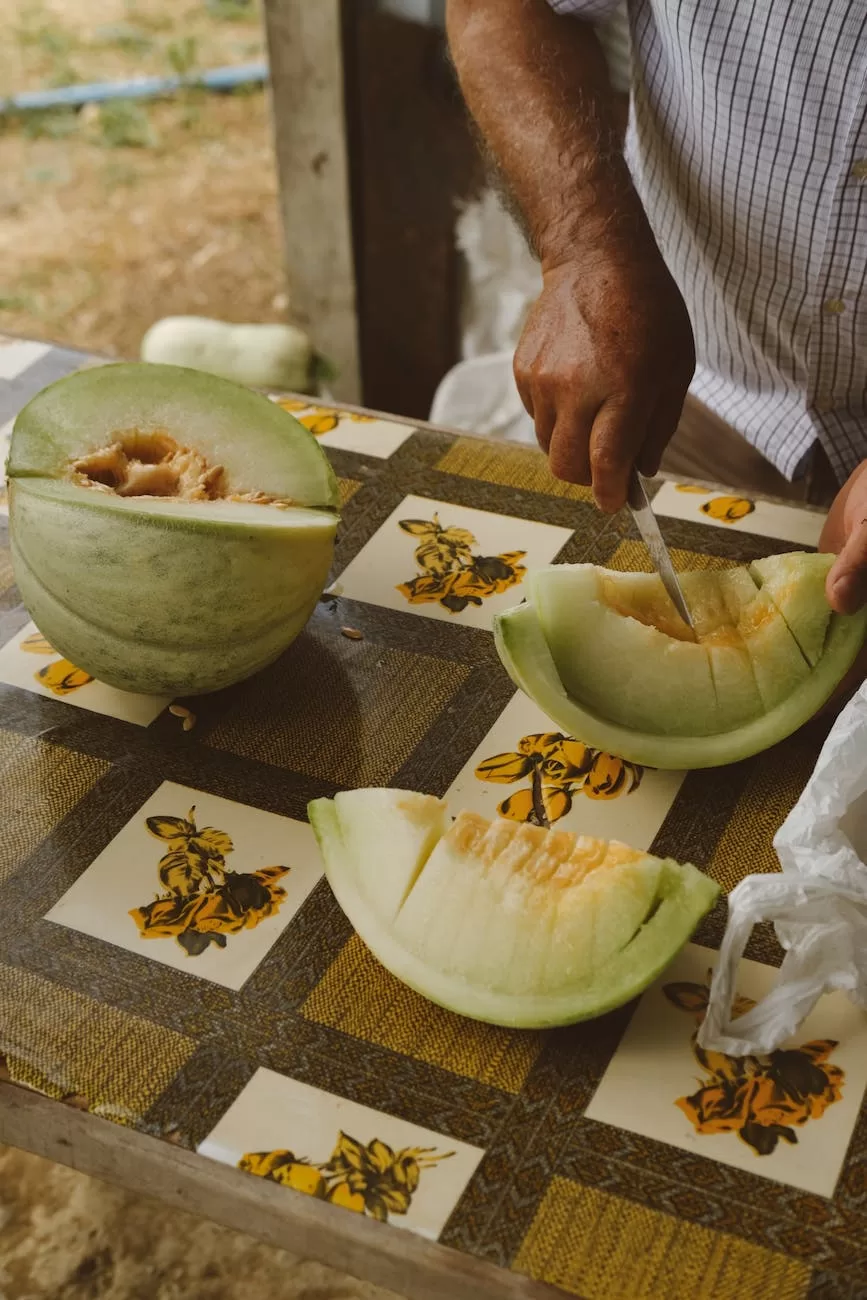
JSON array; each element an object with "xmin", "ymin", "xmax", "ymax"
[
  {"xmin": 637, "ymin": 392, "xmax": 686, "ymax": 478},
  {"xmin": 548, "ymin": 412, "xmax": 595, "ymax": 485},
  {"xmin": 828, "ymin": 520, "xmax": 867, "ymax": 614},
  {"xmin": 588, "ymin": 401, "xmax": 647, "ymax": 512},
  {"xmin": 529, "ymin": 394, "xmax": 556, "ymax": 454}
]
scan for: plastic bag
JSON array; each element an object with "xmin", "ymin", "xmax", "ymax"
[{"xmin": 698, "ymin": 680, "xmax": 867, "ymax": 1055}]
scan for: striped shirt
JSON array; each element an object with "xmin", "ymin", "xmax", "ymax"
[{"xmin": 546, "ymin": 0, "xmax": 867, "ymax": 485}]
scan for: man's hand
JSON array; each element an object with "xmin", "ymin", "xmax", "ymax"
[
  {"xmin": 822, "ymin": 460, "xmax": 867, "ymax": 614},
  {"xmin": 514, "ymin": 251, "xmax": 695, "ymax": 512}
]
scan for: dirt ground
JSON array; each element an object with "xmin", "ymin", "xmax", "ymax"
[
  {"xmin": 0, "ymin": 4, "xmax": 406, "ymax": 1297},
  {"xmin": 0, "ymin": 0, "xmax": 287, "ymax": 360},
  {"xmin": 0, "ymin": 1144, "xmax": 402, "ymax": 1300}
]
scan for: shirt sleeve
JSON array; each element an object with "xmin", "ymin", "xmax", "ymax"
[
  {"xmin": 545, "ymin": 1, "xmax": 631, "ymax": 95},
  {"xmin": 545, "ymin": 0, "xmax": 623, "ymax": 18}
]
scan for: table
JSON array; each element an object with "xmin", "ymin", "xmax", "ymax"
[{"xmin": 1, "ymin": 334, "xmax": 864, "ymax": 1300}]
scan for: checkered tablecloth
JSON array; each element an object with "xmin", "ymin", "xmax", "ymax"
[{"xmin": 1, "ymin": 335, "xmax": 864, "ymax": 1300}]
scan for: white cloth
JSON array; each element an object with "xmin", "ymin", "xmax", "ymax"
[{"xmin": 546, "ymin": 0, "xmax": 867, "ymax": 486}]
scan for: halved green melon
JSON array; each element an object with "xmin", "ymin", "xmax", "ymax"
[
  {"xmin": 6, "ymin": 362, "xmax": 339, "ymax": 695},
  {"xmin": 308, "ymin": 789, "xmax": 720, "ymax": 1028},
  {"xmin": 494, "ymin": 554, "xmax": 867, "ymax": 770}
]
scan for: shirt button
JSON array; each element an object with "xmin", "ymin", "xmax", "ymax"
[
  {"xmin": 851, "ymin": 159, "xmax": 867, "ymax": 180},
  {"xmin": 824, "ymin": 298, "xmax": 846, "ymax": 314}
]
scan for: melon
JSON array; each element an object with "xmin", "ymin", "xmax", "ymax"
[
  {"xmin": 6, "ymin": 362, "xmax": 339, "ymax": 695},
  {"xmin": 493, "ymin": 554, "xmax": 867, "ymax": 770},
  {"xmin": 141, "ymin": 317, "xmax": 313, "ymax": 393},
  {"xmin": 308, "ymin": 788, "xmax": 719, "ymax": 1028}
]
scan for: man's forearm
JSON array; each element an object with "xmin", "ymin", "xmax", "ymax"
[{"xmin": 446, "ymin": 0, "xmax": 649, "ymax": 269}]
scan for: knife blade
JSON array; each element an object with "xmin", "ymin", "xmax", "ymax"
[{"xmin": 626, "ymin": 469, "xmax": 695, "ymax": 633}]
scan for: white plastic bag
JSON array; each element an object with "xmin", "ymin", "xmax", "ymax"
[
  {"xmin": 429, "ymin": 351, "xmax": 536, "ymax": 444},
  {"xmin": 698, "ymin": 680, "xmax": 867, "ymax": 1056}
]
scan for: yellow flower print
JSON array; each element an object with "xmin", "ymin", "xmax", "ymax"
[
  {"xmin": 299, "ymin": 411, "xmax": 341, "ymax": 435},
  {"xmin": 475, "ymin": 731, "xmax": 642, "ymax": 827},
  {"xmin": 35, "ymin": 660, "xmax": 95, "ymax": 696},
  {"xmin": 129, "ymin": 806, "xmax": 289, "ymax": 957},
  {"xmin": 497, "ymin": 784, "xmax": 573, "ymax": 825},
  {"xmin": 19, "ymin": 631, "xmax": 95, "ymax": 696},
  {"xmin": 20, "ymin": 632, "xmax": 55, "ymax": 655},
  {"xmin": 700, "ymin": 495, "xmax": 756, "ymax": 524},
  {"xmin": 238, "ymin": 1150, "xmax": 328, "ymax": 1197},
  {"xmin": 664, "ymin": 976, "xmax": 845, "ymax": 1156},
  {"xmin": 275, "ymin": 398, "xmax": 376, "ymax": 436},
  {"xmin": 240, "ymin": 1130, "xmax": 453, "ymax": 1223},
  {"xmin": 396, "ymin": 514, "xmax": 526, "ymax": 614},
  {"xmin": 583, "ymin": 750, "xmax": 643, "ymax": 799},
  {"xmin": 274, "ymin": 397, "xmax": 309, "ymax": 412}
]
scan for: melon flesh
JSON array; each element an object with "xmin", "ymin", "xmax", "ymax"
[
  {"xmin": 678, "ymin": 570, "xmax": 764, "ymax": 726},
  {"xmin": 6, "ymin": 363, "xmax": 339, "ymax": 695},
  {"xmin": 717, "ymin": 567, "xmax": 810, "ymax": 711},
  {"xmin": 750, "ymin": 553, "xmax": 833, "ymax": 667},
  {"xmin": 332, "ymin": 788, "xmax": 448, "ymax": 921},
  {"xmin": 308, "ymin": 789, "xmax": 719, "ymax": 1028},
  {"xmin": 494, "ymin": 554, "xmax": 867, "ymax": 770},
  {"xmin": 531, "ymin": 566, "xmax": 718, "ymax": 735}
]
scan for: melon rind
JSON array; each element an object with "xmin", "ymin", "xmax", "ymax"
[
  {"xmin": 308, "ymin": 794, "xmax": 720, "ymax": 1029},
  {"xmin": 493, "ymin": 599, "xmax": 867, "ymax": 770},
  {"xmin": 10, "ymin": 477, "xmax": 336, "ymax": 695}
]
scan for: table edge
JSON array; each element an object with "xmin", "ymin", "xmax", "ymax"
[{"xmin": 0, "ymin": 1081, "xmax": 566, "ymax": 1300}]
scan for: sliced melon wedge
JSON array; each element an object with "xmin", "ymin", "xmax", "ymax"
[
  {"xmin": 494, "ymin": 554, "xmax": 867, "ymax": 770},
  {"xmin": 308, "ymin": 789, "xmax": 719, "ymax": 1029}
]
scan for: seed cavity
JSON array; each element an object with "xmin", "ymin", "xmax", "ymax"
[{"xmin": 70, "ymin": 429, "xmax": 291, "ymax": 507}]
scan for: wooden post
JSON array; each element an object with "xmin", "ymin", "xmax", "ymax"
[
  {"xmin": 263, "ymin": 0, "xmax": 361, "ymax": 402},
  {"xmin": 345, "ymin": 8, "xmax": 483, "ymax": 419}
]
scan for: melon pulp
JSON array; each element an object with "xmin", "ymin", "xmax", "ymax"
[
  {"xmin": 308, "ymin": 788, "xmax": 719, "ymax": 1029},
  {"xmin": 493, "ymin": 553, "xmax": 867, "ymax": 770},
  {"xmin": 6, "ymin": 362, "xmax": 339, "ymax": 695}
]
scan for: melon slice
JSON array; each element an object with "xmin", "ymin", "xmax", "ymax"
[
  {"xmin": 750, "ymin": 552, "xmax": 834, "ymax": 666},
  {"xmin": 716, "ymin": 567, "xmax": 810, "ymax": 711},
  {"xmin": 530, "ymin": 566, "xmax": 717, "ymax": 735},
  {"xmin": 494, "ymin": 555, "xmax": 867, "ymax": 770},
  {"xmin": 308, "ymin": 790, "xmax": 719, "ymax": 1028},
  {"xmin": 6, "ymin": 362, "xmax": 339, "ymax": 695},
  {"xmin": 678, "ymin": 570, "xmax": 764, "ymax": 727}
]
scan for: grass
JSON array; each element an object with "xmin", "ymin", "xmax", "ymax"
[
  {"xmin": 95, "ymin": 100, "xmax": 158, "ymax": 149},
  {"xmin": 0, "ymin": 0, "xmax": 283, "ymax": 362}
]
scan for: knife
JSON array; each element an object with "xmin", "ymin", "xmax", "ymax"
[{"xmin": 626, "ymin": 468, "xmax": 695, "ymax": 633}]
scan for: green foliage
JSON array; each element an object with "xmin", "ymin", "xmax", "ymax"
[
  {"xmin": 310, "ymin": 353, "xmax": 339, "ymax": 390},
  {"xmin": 166, "ymin": 36, "xmax": 198, "ymax": 78},
  {"xmin": 206, "ymin": 0, "xmax": 255, "ymax": 21},
  {"xmin": 92, "ymin": 22, "xmax": 155, "ymax": 53},
  {"xmin": 96, "ymin": 100, "xmax": 158, "ymax": 150},
  {"xmin": 17, "ymin": 108, "xmax": 79, "ymax": 141}
]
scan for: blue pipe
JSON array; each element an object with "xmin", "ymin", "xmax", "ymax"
[{"xmin": 0, "ymin": 61, "xmax": 268, "ymax": 115}]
